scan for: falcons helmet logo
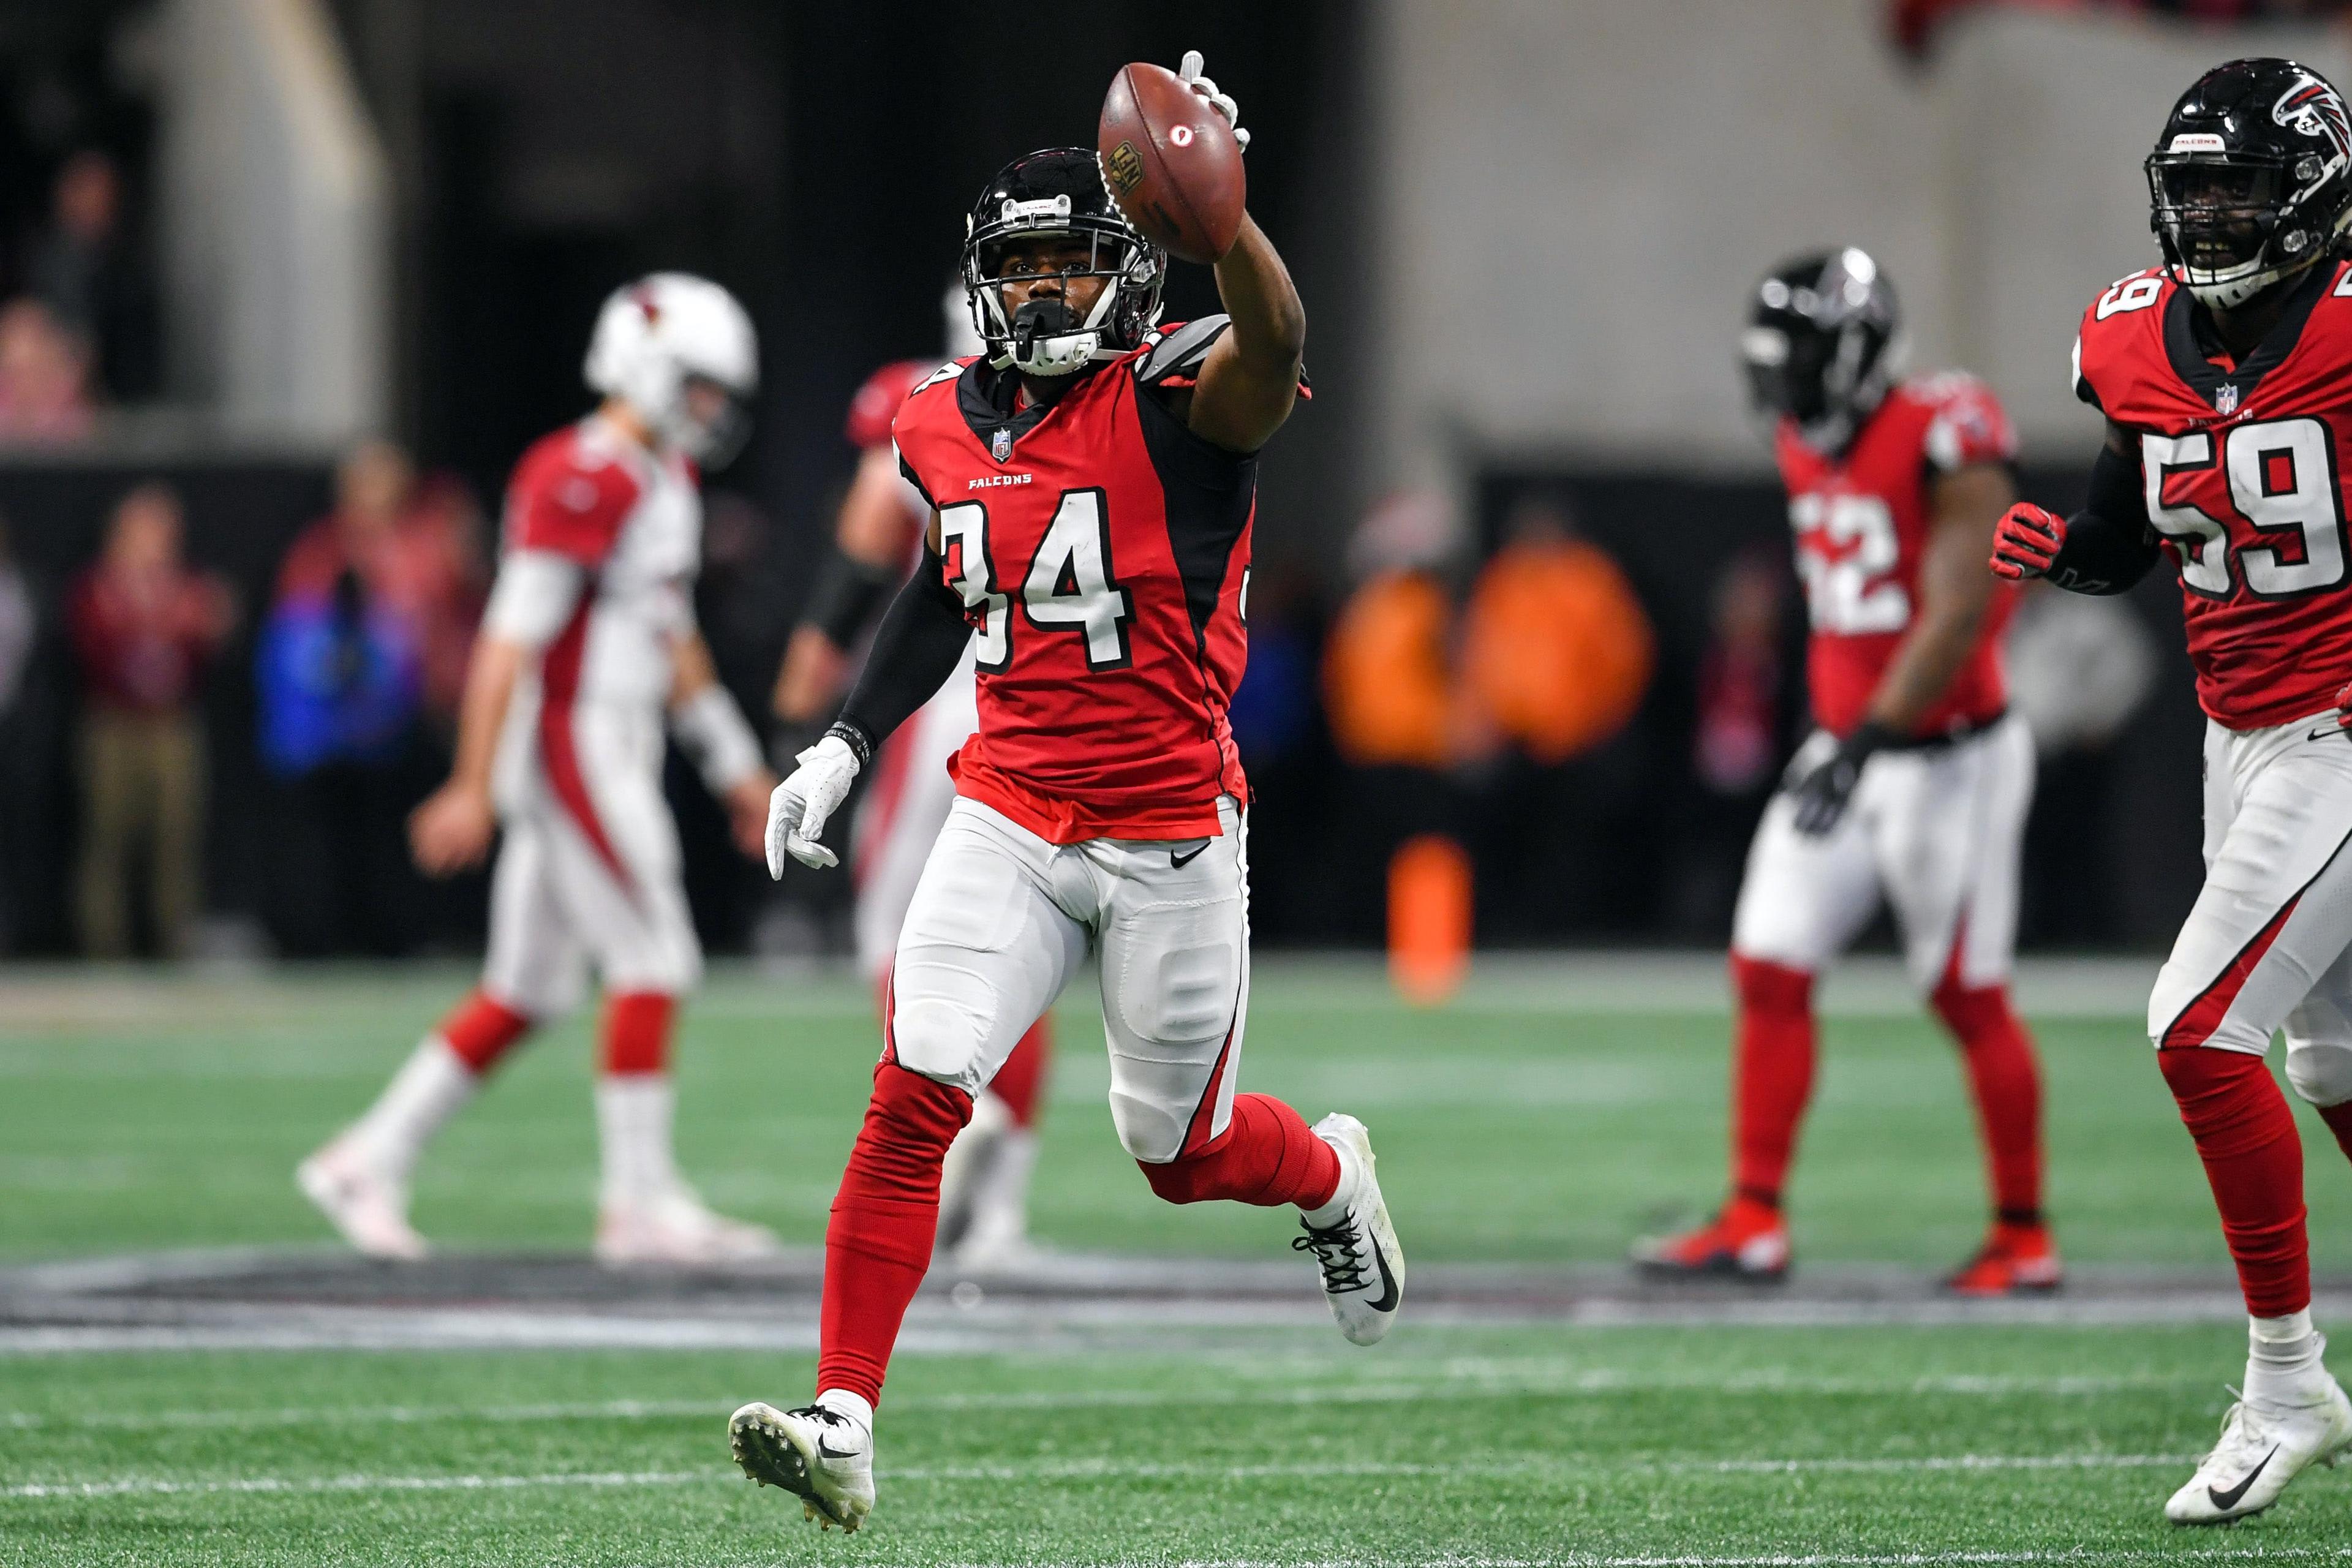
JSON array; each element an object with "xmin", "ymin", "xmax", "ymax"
[{"xmin": 2276, "ymin": 70, "xmax": 2352, "ymax": 168}]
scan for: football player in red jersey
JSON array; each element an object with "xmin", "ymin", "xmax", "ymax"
[
  {"xmin": 772, "ymin": 317, "xmax": 1056, "ymax": 1270},
  {"xmin": 1993, "ymin": 58, "xmax": 2352, "ymax": 1523},
  {"xmin": 1634, "ymin": 248, "xmax": 2057, "ymax": 1295},
  {"xmin": 726, "ymin": 58, "xmax": 1401, "ymax": 1531}
]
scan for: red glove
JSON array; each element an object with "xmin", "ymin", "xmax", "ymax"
[{"xmin": 1990, "ymin": 502, "xmax": 2066, "ymax": 581}]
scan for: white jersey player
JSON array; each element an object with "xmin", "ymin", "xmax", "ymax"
[
  {"xmin": 299, "ymin": 273, "xmax": 781, "ymax": 1266},
  {"xmin": 772, "ymin": 309, "xmax": 1052, "ymax": 1268}
]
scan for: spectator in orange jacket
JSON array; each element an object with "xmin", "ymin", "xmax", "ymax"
[{"xmin": 1461, "ymin": 499, "xmax": 1653, "ymax": 766}]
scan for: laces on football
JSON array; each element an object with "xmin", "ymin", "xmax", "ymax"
[{"xmin": 1294, "ymin": 1214, "xmax": 1370, "ymax": 1292}]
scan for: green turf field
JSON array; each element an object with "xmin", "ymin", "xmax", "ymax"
[{"xmin": 11, "ymin": 957, "xmax": 2352, "ymax": 1564}]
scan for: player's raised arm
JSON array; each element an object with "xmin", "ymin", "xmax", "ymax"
[
  {"xmin": 1170, "ymin": 56, "xmax": 1305, "ymax": 454},
  {"xmin": 1990, "ymin": 422, "xmax": 2163, "ymax": 594}
]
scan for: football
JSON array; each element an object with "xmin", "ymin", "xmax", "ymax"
[{"xmin": 1098, "ymin": 61, "xmax": 1245, "ymax": 265}]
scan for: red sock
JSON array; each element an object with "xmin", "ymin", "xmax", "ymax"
[
  {"xmin": 600, "ymin": 992, "xmax": 673, "ymax": 1077},
  {"xmin": 2320, "ymin": 1101, "xmax": 2352, "ymax": 1166},
  {"xmin": 986, "ymin": 1017, "xmax": 1053, "ymax": 1129},
  {"xmin": 2159, "ymin": 1047, "xmax": 2310, "ymax": 1318},
  {"xmin": 1931, "ymin": 979, "xmax": 2045, "ymax": 1220},
  {"xmin": 1728, "ymin": 955, "xmax": 1815, "ymax": 1207},
  {"xmin": 1139, "ymin": 1092, "xmax": 1341, "ymax": 1208},
  {"xmin": 816, "ymin": 1062, "xmax": 973, "ymax": 1407},
  {"xmin": 438, "ymin": 989, "xmax": 532, "ymax": 1074}
]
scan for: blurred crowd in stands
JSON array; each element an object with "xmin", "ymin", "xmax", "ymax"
[{"xmin": 0, "ymin": 149, "xmax": 154, "ymax": 444}]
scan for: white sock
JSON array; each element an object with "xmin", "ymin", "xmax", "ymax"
[
  {"xmin": 596, "ymin": 1074, "xmax": 681, "ymax": 1208},
  {"xmin": 1301, "ymin": 1137, "xmax": 1361, "ymax": 1229},
  {"xmin": 815, "ymin": 1388, "xmax": 874, "ymax": 1437},
  {"xmin": 963, "ymin": 1126, "xmax": 1038, "ymax": 1248},
  {"xmin": 345, "ymin": 1037, "xmax": 478, "ymax": 1183},
  {"xmin": 2246, "ymin": 1310, "xmax": 2330, "ymax": 1406}
]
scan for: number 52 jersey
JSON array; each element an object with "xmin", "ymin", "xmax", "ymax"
[
  {"xmin": 2074, "ymin": 259, "xmax": 2352, "ymax": 730},
  {"xmin": 890, "ymin": 317, "xmax": 1305, "ymax": 845}
]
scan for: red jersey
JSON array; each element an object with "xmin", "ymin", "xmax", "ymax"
[
  {"xmin": 892, "ymin": 318, "xmax": 1288, "ymax": 842},
  {"xmin": 1774, "ymin": 374, "xmax": 2018, "ymax": 739},
  {"xmin": 2073, "ymin": 260, "xmax": 2352, "ymax": 731}
]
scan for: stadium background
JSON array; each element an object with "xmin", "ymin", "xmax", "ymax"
[
  {"xmin": 18, "ymin": 4, "xmax": 2352, "ymax": 1563},
  {"xmin": 2, "ymin": 0, "xmax": 2321, "ymax": 967}
]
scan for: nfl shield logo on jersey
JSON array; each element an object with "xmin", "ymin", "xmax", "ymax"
[
  {"xmin": 2215, "ymin": 383, "xmax": 2241, "ymax": 415},
  {"xmin": 992, "ymin": 426, "xmax": 1013, "ymax": 463}
]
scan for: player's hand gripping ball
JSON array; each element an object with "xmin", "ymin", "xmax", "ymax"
[
  {"xmin": 765, "ymin": 734, "xmax": 861, "ymax": 876},
  {"xmin": 1099, "ymin": 50, "xmax": 1248, "ymax": 264}
]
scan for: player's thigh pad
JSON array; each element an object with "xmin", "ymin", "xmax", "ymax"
[
  {"xmin": 1092, "ymin": 801, "xmax": 1250, "ymax": 1164},
  {"xmin": 2150, "ymin": 717, "xmax": 2352, "ymax": 1055},
  {"xmin": 889, "ymin": 798, "xmax": 1087, "ymax": 1095},
  {"xmin": 480, "ymin": 816, "xmax": 589, "ymax": 1018},
  {"xmin": 539, "ymin": 770, "xmax": 702, "ymax": 998},
  {"xmin": 2285, "ymin": 941, "xmax": 2352, "ymax": 1106},
  {"xmin": 1875, "ymin": 717, "xmax": 2036, "ymax": 990},
  {"xmin": 1730, "ymin": 741, "xmax": 1883, "ymax": 974}
]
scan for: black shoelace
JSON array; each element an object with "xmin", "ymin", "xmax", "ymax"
[
  {"xmin": 1294, "ymin": 1213, "xmax": 1369, "ymax": 1293},
  {"xmin": 790, "ymin": 1404, "xmax": 851, "ymax": 1431}
]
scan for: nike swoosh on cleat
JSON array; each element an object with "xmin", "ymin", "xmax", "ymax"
[
  {"xmin": 816, "ymin": 1438, "xmax": 859, "ymax": 1460},
  {"xmin": 1365, "ymin": 1232, "xmax": 1400, "ymax": 1314},
  {"xmin": 2207, "ymin": 1445, "xmax": 2279, "ymax": 1512},
  {"xmin": 1170, "ymin": 843, "xmax": 1208, "ymax": 869}
]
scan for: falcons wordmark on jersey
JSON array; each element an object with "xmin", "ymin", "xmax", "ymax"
[
  {"xmin": 891, "ymin": 317, "xmax": 1305, "ymax": 843},
  {"xmin": 1774, "ymin": 373, "xmax": 2019, "ymax": 739},
  {"xmin": 2075, "ymin": 259, "xmax": 2352, "ymax": 729}
]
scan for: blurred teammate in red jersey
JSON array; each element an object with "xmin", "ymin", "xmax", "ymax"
[
  {"xmin": 771, "ymin": 298, "xmax": 1054, "ymax": 1270},
  {"xmin": 298, "ymin": 273, "xmax": 780, "ymax": 1267},
  {"xmin": 727, "ymin": 58, "xmax": 1402, "ymax": 1532},
  {"xmin": 1993, "ymin": 58, "xmax": 2352, "ymax": 1523},
  {"xmin": 1635, "ymin": 247, "xmax": 2056, "ymax": 1296}
]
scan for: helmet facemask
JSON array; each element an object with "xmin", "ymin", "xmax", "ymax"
[
  {"xmin": 962, "ymin": 195, "xmax": 1164, "ymax": 377},
  {"xmin": 674, "ymin": 373, "xmax": 753, "ymax": 468},
  {"xmin": 2146, "ymin": 62, "xmax": 2352, "ymax": 311}
]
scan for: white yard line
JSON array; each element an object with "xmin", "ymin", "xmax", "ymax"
[
  {"xmin": 0, "ymin": 1370, "xmax": 2204, "ymax": 1431},
  {"xmin": 0, "ymin": 1450, "xmax": 2209, "ymax": 1502}
]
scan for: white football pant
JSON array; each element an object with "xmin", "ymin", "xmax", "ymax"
[
  {"xmin": 1732, "ymin": 714, "xmax": 2034, "ymax": 989},
  {"xmin": 2149, "ymin": 709, "xmax": 2352, "ymax": 1109},
  {"xmin": 888, "ymin": 794, "xmax": 1247, "ymax": 1164}
]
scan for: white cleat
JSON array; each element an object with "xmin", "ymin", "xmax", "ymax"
[
  {"xmin": 296, "ymin": 1137, "xmax": 426, "ymax": 1261},
  {"xmin": 1295, "ymin": 1112, "xmax": 1404, "ymax": 1346},
  {"xmin": 2166, "ymin": 1379, "xmax": 2352, "ymax": 1524},
  {"xmin": 597, "ymin": 1184, "xmax": 779, "ymax": 1266},
  {"xmin": 729, "ymin": 1400, "xmax": 874, "ymax": 1532}
]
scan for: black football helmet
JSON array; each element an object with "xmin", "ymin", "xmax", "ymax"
[
  {"xmin": 2147, "ymin": 58, "xmax": 2352, "ymax": 309},
  {"xmin": 1740, "ymin": 247, "xmax": 1905, "ymax": 454},
  {"xmin": 959, "ymin": 148, "xmax": 1166, "ymax": 377}
]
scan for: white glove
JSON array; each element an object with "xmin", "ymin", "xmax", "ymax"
[
  {"xmin": 1178, "ymin": 50, "xmax": 1249, "ymax": 152},
  {"xmin": 765, "ymin": 734, "xmax": 861, "ymax": 876}
]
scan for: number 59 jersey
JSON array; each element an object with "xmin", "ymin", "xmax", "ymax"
[
  {"xmin": 2074, "ymin": 260, "xmax": 2352, "ymax": 731},
  {"xmin": 891, "ymin": 317, "xmax": 1298, "ymax": 844},
  {"xmin": 1774, "ymin": 373, "xmax": 2020, "ymax": 740}
]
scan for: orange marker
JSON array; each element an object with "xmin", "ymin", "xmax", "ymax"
[{"xmin": 1387, "ymin": 834, "xmax": 1471, "ymax": 1005}]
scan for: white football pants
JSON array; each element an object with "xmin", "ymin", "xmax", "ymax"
[
  {"xmin": 1731, "ymin": 714, "xmax": 2034, "ymax": 990},
  {"xmin": 2149, "ymin": 709, "xmax": 2352, "ymax": 1109},
  {"xmin": 887, "ymin": 794, "xmax": 1248, "ymax": 1164}
]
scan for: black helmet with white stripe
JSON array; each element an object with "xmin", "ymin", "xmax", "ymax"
[
  {"xmin": 2147, "ymin": 58, "xmax": 2352, "ymax": 310},
  {"xmin": 960, "ymin": 148, "xmax": 1165, "ymax": 377}
]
